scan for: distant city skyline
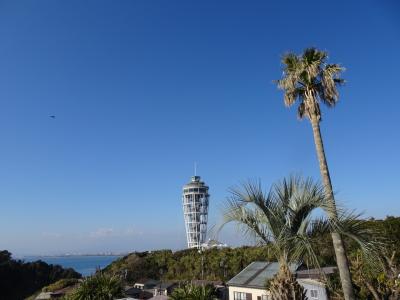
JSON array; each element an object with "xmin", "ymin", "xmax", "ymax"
[{"xmin": 0, "ymin": 0, "xmax": 399, "ymax": 255}]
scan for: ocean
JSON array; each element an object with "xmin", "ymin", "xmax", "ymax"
[{"xmin": 24, "ymin": 255, "xmax": 122, "ymax": 276}]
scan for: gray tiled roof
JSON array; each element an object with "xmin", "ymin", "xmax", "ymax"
[
  {"xmin": 227, "ymin": 262, "xmax": 299, "ymax": 288},
  {"xmin": 296, "ymin": 266, "xmax": 337, "ymax": 277}
]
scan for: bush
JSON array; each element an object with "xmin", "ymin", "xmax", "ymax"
[
  {"xmin": 42, "ymin": 278, "xmax": 79, "ymax": 292},
  {"xmin": 69, "ymin": 273, "xmax": 123, "ymax": 300}
]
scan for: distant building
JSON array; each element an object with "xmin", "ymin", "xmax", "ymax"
[
  {"xmin": 201, "ymin": 239, "xmax": 228, "ymax": 249},
  {"xmin": 133, "ymin": 279, "xmax": 159, "ymax": 290},
  {"xmin": 124, "ymin": 279, "xmax": 159, "ymax": 300},
  {"xmin": 152, "ymin": 282, "xmax": 177, "ymax": 296},
  {"xmin": 182, "ymin": 175, "xmax": 210, "ymax": 249},
  {"xmin": 227, "ymin": 262, "xmax": 330, "ymax": 300},
  {"xmin": 125, "ymin": 286, "xmax": 153, "ymax": 300},
  {"xmin": 126, "ymin": 279, "xmax": 177, "ymax": 299}
]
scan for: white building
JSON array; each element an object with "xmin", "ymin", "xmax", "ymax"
[
  {"xmin": 201, "ymin": 239, "xmax": 228, "ymax": 249},
  {"xmin": 227, "ymin": 262, "xmax": 328, "ymax": 300}
]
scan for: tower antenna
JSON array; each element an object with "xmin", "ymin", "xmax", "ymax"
[{"xmin": 194, "ymin": 162, "xmax": 197, "ymax": 176}]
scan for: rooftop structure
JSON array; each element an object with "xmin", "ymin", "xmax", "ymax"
[
  {"xmin": 227, "ymin": 261, "xmax": 299, "ymax": 289},
  {"xmin": 182, "ymin": 175, "xmax": 209, "ymax": 249},
  {"xmin": 201, "ymin": 239, "xmax": 229, "ymax": 249},
  {"xmin": 227, "ymin": 262, "xmax": 330, "ymax": 300}
]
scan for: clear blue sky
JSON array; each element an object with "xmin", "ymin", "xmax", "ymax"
[{"xmin": 1, "ymin": 0, "xmax": 399, "ymax": 255}]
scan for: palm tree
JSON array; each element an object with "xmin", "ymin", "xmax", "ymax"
[
  {"xmin": 69, "ymin": 272, "xmax": 123, "ymax": 300},
  {"xmin": 275, "ymin": 48, "xmax": 355, "ymax": 299},
  {"xmin": 221, "ymin": 176, "xmax": 376, "ymax": 300},
  {"xmin": 169, "ymin": 283, "xmax": 217, "ymax": 300}
]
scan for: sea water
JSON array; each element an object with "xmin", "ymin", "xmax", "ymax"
[{"xmin": 24, "ymin": 255, "xmax": 122, "ymax": 276}]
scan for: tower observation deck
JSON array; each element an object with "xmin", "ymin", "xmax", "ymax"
[{"xmin": 182, "ymin": 175, "xmax": 209, "ymax": 249}]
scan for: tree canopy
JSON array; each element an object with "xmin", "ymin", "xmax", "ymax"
[{"xmin": 0, "ymin": 250, "xmax": 81, "ymax": 300}]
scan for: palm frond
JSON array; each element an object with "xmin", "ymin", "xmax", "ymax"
[
  {"xmin": 220, "ymin": 176, "xmax": 331, "ymax": 266},
  {"xmin": 332, "ymin": 210, "xmax": 385, "ymax": 271},
  {"xmin": 320, "ymin": 64, "xmax": 345, "ymax": 106},
  {"xmin": 220, "ymin": 194, "xmax": 273, "ymax": 244},
  {"xmin": 275, "ymin": 48, "xmax": 345, "ymax": 120}
]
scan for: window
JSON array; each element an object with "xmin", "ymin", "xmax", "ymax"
[
  {"xmin": 261, "ymin": 296, "xmax": 269, "ymax": 300},
  {"xmin": 233, "ymin": 292, "xmax": 247, "ymax": 300},
  {"xmin": 310, "ymin": 289, "xmax": 318, "ymax": 299}
]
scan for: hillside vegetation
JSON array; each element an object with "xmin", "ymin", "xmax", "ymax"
[
  {"xmin": 0, "ymin": 250, "xmax": 81, "ymax": 300},
  {"xmin": 103, "ymin": 216, "xmax": 400, "ymax": 298}
]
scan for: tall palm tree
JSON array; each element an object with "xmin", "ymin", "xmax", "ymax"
[
  {"xmin": 221, "ymin": 176, "xmax": 375, "ymax": 300},
  {"xmin": 275, "ymin": 48, "xmax": 355, "ymax": 299}
]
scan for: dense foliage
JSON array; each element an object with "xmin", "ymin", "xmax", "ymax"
[
  {"xmin": 170, "ymin": 283, "xmax": 218, "ymax": 300},
  {"xmin": 68, "ymin": 272, "xmax": 123, "ymax": 300},
  {"xmin": 104, "ymin": 246, "xmax": 275, "ymax": 283},
  {"xmin": 0, "ymin": 250, "xmax": 81, "ymax": 300},
  {"xmin": 42, "ymin": 278, "xmax": 79, "ymax": 292},
  {"xmin": 307, "ymin": 216, "xmax": 400, "ymax": 299},
  {"xmin": 103, "ymin": 216, "xmax": 400, "ymax": 299}
]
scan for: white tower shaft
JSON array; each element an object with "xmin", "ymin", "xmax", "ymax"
[{"xmin": 182, "ymin": 176, "xmax": 209, "ymax": 249}]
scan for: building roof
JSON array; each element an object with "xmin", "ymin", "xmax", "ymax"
[
  {"xmin": 227, "ymin": 262, "xmax": 299, "ymax": 289},
  {"xmin": 296, "ymin": 266, "xmax": 337, "ymax": 279},
  {"xmin": 35, "ymin": 292, "xmax": 53, "ymax": 300},
  {"xmin": 156, "ymin": 282, "xmax": 176, "ymax": 289},
  {"xmin": 125, "ymin": 287, "xmax": 142, "ymax": 294},
  {"xmin": 201, "ymin": 239, "xmax": 228, "ymax": 249},
  {"xmin": 125, "ymin": 287, "xmax": 153, "ymax": 299},
  {"xmin": 297, "ymin": 278, "xmax": 326, "ymax": 288},
  {"xmin": 183, "ymin": 176, "xmax": 208, "ymax": 188}
]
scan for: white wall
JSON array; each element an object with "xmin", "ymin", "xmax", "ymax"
[
  {"xmin": 228, "ymin": 286, "xmax": 270, "ymax": 300},
  {"xmin": 298, "ymin": 280, "xmax": 327, "ymax": 300},
  {"xmin": 228, "ymin": 281, "xmax": 327, "ymax": 300}
]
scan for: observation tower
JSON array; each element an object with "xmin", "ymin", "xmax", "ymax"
[{"xmin": 182, "ymin": 175, "xmax": 209, "ymax": 249}]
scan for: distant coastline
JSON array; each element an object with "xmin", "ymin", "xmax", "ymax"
[
  {"xmin": 26, "ymin": 254, "xmax": 126, "ymax": 258},
  {"xmin": 24, "ymin": 255, "xmax": 123, "ymax": 276}
]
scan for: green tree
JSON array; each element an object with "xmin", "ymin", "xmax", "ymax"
[
  {"xmin": 69, "ymin": 273, "xmax": 123, "ymax": 300},
  {"xmin": 350, "ymin": 247, "xmax": 399, "ymax": 299},
  {"xmin": 275, "ymin": 48, "xmax": 354, "ymax": 300},
  {"xmin": 0, "ymin": 250, "xmax": 81, "ymax": 300},
  {"xmin": 220, "ymin": 176, "xmax": 376, "ymax": 300}
]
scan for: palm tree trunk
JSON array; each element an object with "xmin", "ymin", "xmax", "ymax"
[
  {"xmin": 269, "ymin": 263, "xmax": 306, "ymax": 300},
  {"xmin": 310, "ymin": 116, "xmax": 355, "ymax": 300}
]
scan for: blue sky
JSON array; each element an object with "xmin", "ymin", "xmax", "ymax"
[{"xmin": 0, "ymin": 0, "xmax": 399, "ymax": 255}]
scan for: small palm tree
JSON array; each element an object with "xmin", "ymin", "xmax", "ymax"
[
  {"xmin": 275, "ymin": 48, "xmax": 354, "ymax": 300},
  {"xmin": 170, "ymin": 283, "xmax": 217, "ymax": 300},
  {"xmin": 69, "ymin": 272, "xmax": 123, "ymax": 300},
  {"xmin": 221, "ymin": 176, "xmax": 377, "ymax": 300}
]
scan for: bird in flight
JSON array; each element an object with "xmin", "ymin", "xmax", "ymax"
[{"xmin": 49, "ymin": 115, "xmax": 56, "ymax": 119}]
